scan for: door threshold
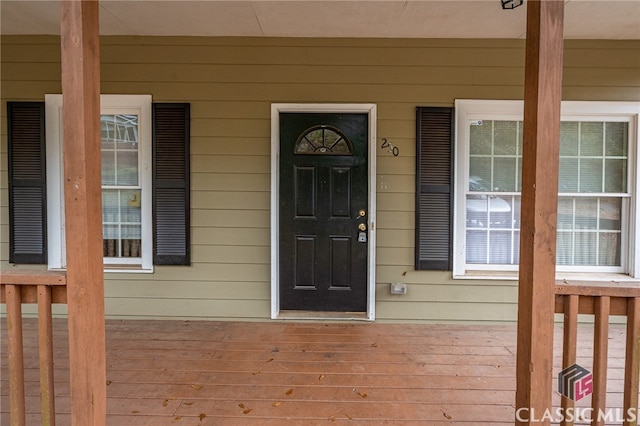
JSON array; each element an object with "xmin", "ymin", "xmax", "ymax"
[{"xmin": 276, "ymin": 310, "xmax": 371, "ymax": 321}]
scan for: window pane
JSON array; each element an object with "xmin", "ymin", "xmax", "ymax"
[
  {"xmin": 116, "ymin": 150, "xmax": 139, "ymax": 186},
  {"xmin": 560, "ymin": 122, "xmax": 579, "ymax": 156},
  {"xmin": 469, "ymin": 158, "xmax": 492, "ymax": 189},
  {"xmin": 494, "ymin": 157, "xmax": 517, "ymax": 192},
  {"xmin": 556, "ymin": 232, "xmax": 572, "ymax": 265},
  {"xmin": 579, "ymin": 158, "xmax": 603, "ymax": 192},
  {"xmin": 599, "ymin": 198, "xmax": 621, "ymax": 231},
  {"xmin": 466, "ymin": 230, "xmax": 487, "ymax": 264},
  {"xmin": 101, "ymin": 114, "xmax": 140, "ymax": 186},
  {"xmin": 605, "ymin": 122, "xmax": 628, "ymax": 156},
  {"xmin": 102, "ymin": 189, "xmax": 141, "ymax": 258},
  {"xmin": 575, "ymin": 231, "xmax": 597, "ymax": 265},
  {"xmin": 575, "ymin": 198, "xmax": 598, "ymax": 229},
  {"xmin": 580, "ymin": 122, "xmax": 604, "ymax": 156},
  {"xmin": 494, "ymin": 121, "xmax": 518, "ymax": 155},
  {"xmin": 559, "ymin": 158, "xmax": 578, "ymax": 192},
  {"xmin": 101, "ymin": 151, "xmax": 116, "ymax": 185},
  {"xmin": 470, "ymin": 122, "xmax": 492, "ymax": 155},
  {"xmin": 557, "ymin": 198, "xmax": 574, "ymax": 230},
  {"xmin": 488, "ymin": 231, "xmax": 513, "ymax": 263},
  {"xmin": 599, "ymin": 233, "xmax": 621, "ymax": 266},
  {"xmin": 605, "ymin": 159, "xmax": 626, "ymax": 193}
]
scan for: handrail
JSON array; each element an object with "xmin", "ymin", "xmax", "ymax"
[
  {"xmin": 555, "ymin": 281, "xmax": 640, "ymax": 426},
  {"xmin": 1, "ymin": 270, "xmax": 67, "ymax": 426}
]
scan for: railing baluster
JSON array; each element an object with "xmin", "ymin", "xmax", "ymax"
[
  {"xmin": 561, "ymin": 294, "xmax": 579, "ymax": 426},
  {"xmin": 38, "ymin": 285, "xmax": 56, "ymax": 426},
  {"xmin": 6, "ymin": 284, "xmax": 26, "ymax": 426},
  {"xmin": 623, "ymin": 297, "xmax": 639, "ymax": 426},
  {"xmin": 592, "ymin": 296, "xmax": 611, "ymax": 426}
]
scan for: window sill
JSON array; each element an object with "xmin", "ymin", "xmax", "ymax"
[
  {"xmin": 455, "ymin": 270, "xmax": 640, "ymax": 284},
  {"xmin": 48, "ymin": 266, "xmax": 154, "ymax": 274}
]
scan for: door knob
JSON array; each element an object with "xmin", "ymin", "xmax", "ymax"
[
  {"xmin": 356, "ymin": 209, "xmax": 366, "ymax": 218},
  {"xmin": 358, "ymin": 223, "xmax": 367, "ymax": 232}
]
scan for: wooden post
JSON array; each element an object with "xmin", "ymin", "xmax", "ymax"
[
  {"xmin": 6, "ymin": 285, "xmax": 26, "ymax": 426},
  {"xmin": 623, "ymin": 297, "xmax": 640, "ymax": 426},
  {"xmin": 60, "ymin": 1, "xmax": 106, "ymax": 425},
  {"xmin": 515, "ymin": 1, "xmax": 564, "ymax": 425},
  {"xmin": 38, "ymin": 285, "xmax": 56, "ymax": 426}
]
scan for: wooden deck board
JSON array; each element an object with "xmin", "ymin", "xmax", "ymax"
[{"xmin": 0, "ymin": 319, "xmax": 634, "ymax": 425}]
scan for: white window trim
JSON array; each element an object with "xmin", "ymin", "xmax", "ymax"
[
  {"xmin": 453, "ymin": 99, "xmax": 640, "ymax": 280},
  {"xmin": 45, "ymin": 94, "xmax": 153, "ymax": 273}
]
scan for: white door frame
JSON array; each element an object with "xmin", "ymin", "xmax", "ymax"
[{"xmin": 270, "ymin": 103, "xmax": 377, "ymax": 321}]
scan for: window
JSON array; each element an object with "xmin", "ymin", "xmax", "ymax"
[
  {"xmin": 46, "ymin": 95, "xmax": 153, "ymax": 270},
  {"xmin": 453, "ymin": 100, "xmax": 639, "ymax": 278},
  {"xmin": 295, "ymin": 125, "xmax": 353, "ymax": 155},
  {"xmin": 8, "ymin": 99, "xmax": 190, "ymax": 269}
]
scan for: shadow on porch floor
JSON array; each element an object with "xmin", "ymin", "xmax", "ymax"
[{"xmin": 0, "ymin": 319, "xmax": 632, "ymax": 425}]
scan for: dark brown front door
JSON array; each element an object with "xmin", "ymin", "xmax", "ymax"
[{"xmin": 279, "ymin": 113, "xmax": 369, "ymax": 312}]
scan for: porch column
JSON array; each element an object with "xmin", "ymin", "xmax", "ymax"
[
  {"xmin": 515, "ymin": 1, "xmax": 564, "ymax": 425},
  {"xmin": 60, "ymin": 1, "xmax": 106, "ymax": 424}
]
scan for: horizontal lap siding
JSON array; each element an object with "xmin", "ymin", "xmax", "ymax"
[{"xmin": 1, "ymin": 36, "xmax": 639, "ymax": 322}]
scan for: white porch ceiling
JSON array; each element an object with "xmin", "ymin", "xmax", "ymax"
[{"xmin": 1, "ymin": 0, "xmax": 639, "ymax": 39}]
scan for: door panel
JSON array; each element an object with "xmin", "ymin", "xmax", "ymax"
[{"xmin": 280, "ymin": 112, "xmax": 368, "ymax": 312}]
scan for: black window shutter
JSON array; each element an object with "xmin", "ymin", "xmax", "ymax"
[
  {"xmin": 415, "ymin": 107, "xmax": 454, "ymax": 270},
  {"xmin": 152, "ymin": 103, "xmax": 191, "ymax": 265},
  {"xmin": 7, "ymin": 102, "xmax": 47, "ymax": 264}
]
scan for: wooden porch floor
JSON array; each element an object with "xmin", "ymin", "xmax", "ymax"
[{"xmin": 1, "ymin": 319, "xmax": 633, "ymax": 425}]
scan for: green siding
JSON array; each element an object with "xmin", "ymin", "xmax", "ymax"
[{"xmin": 2, "ymin": 36, "xmax": 639, "ymax": 322}]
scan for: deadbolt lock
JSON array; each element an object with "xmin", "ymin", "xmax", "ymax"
[
  {"xmin": 358, "ymin": 209, "xmax": 366, "ymax": 218},
  {"xmin": 358, "ymin": 223, "xmax": 367, "ymax": 232}
]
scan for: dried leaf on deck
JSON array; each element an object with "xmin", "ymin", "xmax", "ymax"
[
  {"xmin": 243, "ymin": 408, "xmax": 252, "ymax": 414},
  {"xmin": 442, "ymin": 410, "xmax": 452, "ymax": 419},
  {"xmin": 370, "ymin": 343, "xmax": 378, "ymax": 347},
  {"xmin": 344, "ymin": 413, "xmax": 353, "ymax": 420},
  {"xmin": 238, "ymin": 403, "xmax": 245, "ymax": 409},
  {"xmin": 131, "ymin": 410, "xmax": 140, "ymax": 414},
  {"xmin": 318, "ymin": 374, "xmax": 325, "ymax": 381},
  {"xmin": 329, "ymin": 415, "xmax": 336, "ymax": 421},
  {"xmin": 252, "ymin": 371, "xmax": 261, "ymax": 376},
  {"xmin": 357, "ymin": 392, "xmax": 367, "ymax": 398},
  {"xmin": 191, "ymin": 384, "xmax": 203, "ymax": 390},
  {"xmin": 172, "ymin": 416, "xmax": 182, "ymax": 423},
  {"xmin": 162, "ymin": 398, "xmax": 175, "ymax": 407},
  {"xmin": 199, "ymin": 413, "xmax": 206, "ymax": 421},
  {"xmin": 184, "ymin": 401, "xmax": 194, "ymax": 406},
  {"xmin": 285, "ymin": 388, "xmax": 293, "ymax": 395},
  {"xmin": 266, "ymin": 358, "xmax": 274, "ymax": 363},
  {"xmin": 106, "ymin": 380, "xmax": 112, "ymax": 385},
  {"xmin": 272, "ymin": 401, "xmax": 282, "ymax": 407}
]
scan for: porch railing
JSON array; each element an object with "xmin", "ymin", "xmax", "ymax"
[
  {"xmin": 555, "ymin": 281, "xmax": 640, "ymax": 426},
  {"xmin": 1, "ymin": 270, "xmax": 67, "ymax": 426}
]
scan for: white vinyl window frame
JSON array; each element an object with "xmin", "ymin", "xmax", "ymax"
[
  {"xmin": 45, "ymin": 94, "xmax": 153, "ymax": 272},
  {"xmin": 453, "ymin": 100, "xmax": 640, "ymax": 280}
]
